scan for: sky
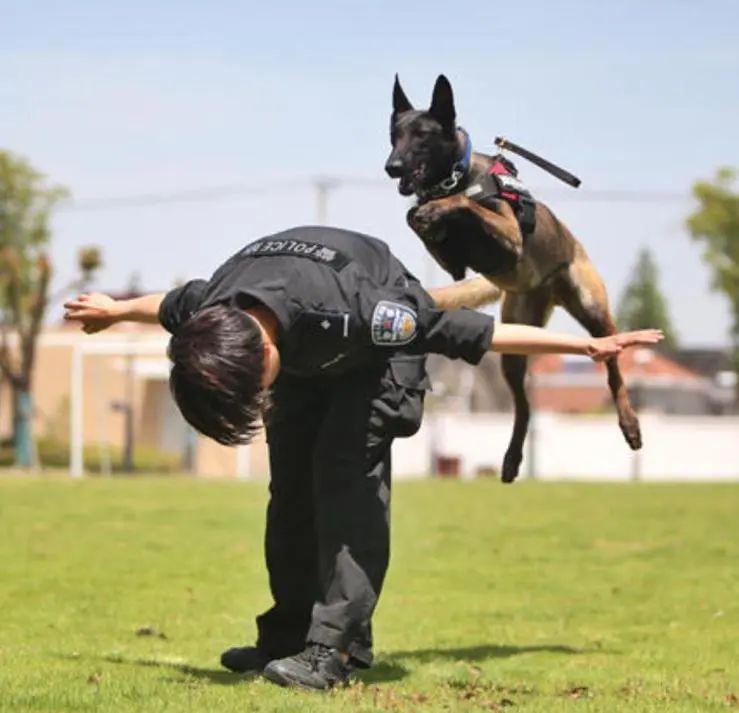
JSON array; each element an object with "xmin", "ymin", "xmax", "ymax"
[{"xmin": 1, "ymin": 0, "xmax": 738, "ymax": 345}]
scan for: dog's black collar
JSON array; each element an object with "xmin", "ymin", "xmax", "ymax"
[{"xmin": 416, "ymin": 127, "xmax": 472, "ymax": 201}]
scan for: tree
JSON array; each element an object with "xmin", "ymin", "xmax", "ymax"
[
  {"xmin": 687, "ymin": 168, "xmax": 739, "ymax": 396},
  {"xmin": 0, "ymin": 151, "xmax": 98, "ymax": 468},
  {"xmin": 617, "ymin": 247, "xmax": 677, "ymax": 348}
]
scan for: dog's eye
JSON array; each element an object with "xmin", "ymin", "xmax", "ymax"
[{"xmin": 413, "ymin": 127, "xmax": 434, "ymax": 139}]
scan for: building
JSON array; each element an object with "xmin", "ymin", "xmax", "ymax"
[
  {"xmin": 529, "ymin": 347, "xmax": 731, "ymax": 415},
  {"xmin": 0, "ymin": 320, "xmax": 268, "ymax": 477},
  {"xmin": 2, "ymin": 321, "xmax": 735, "ymax": 479}
]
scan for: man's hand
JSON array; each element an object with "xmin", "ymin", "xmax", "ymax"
[
  {"xmin": 586, "ymin": 329, "xmax": 664, "ymax": 362},
  {"xmin": 64, "ymin": 292, "xmax": 165, "ymax": 333},
  {"xmin": 64, "ymin": 293, "xmax": 122, "ymax": 333}
]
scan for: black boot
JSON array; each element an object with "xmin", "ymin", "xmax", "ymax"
[
  {"xmin": 220, "ymin": 646, "xmax": 270, "ymax": 673},
  {"xmin": 262, "ymin": 643, "xmax": 355, "ymax": 690}
]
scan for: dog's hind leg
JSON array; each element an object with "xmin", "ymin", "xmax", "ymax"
[
  {"xmin": 500, "ymin": 288, "xmax": 554, "ymax": 483},
  {"xmin": 555, "ymin": 251, "xmax": 642, "ymax": 450}
]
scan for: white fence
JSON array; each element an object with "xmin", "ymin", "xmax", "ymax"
[{"xmin": 392, "ymin": 413, "xmax": 739, "ymax": 481}]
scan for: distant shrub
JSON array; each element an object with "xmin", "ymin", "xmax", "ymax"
[{"xmin": 0, "ymin": 438, "xmax": 181, "ymax": 473}]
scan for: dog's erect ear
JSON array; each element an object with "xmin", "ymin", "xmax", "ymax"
[
  {"xmin": 429, "ymin": 74, "xmax": 456, "ymax": 134},
  {"xmin": 392, "ymin": 74, "xmax": 414, "ymax": 115}
]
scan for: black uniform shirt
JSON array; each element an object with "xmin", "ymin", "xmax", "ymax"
[{"xmin": 159, "ymin": 227, "xmax": 495, "ymax": 378}]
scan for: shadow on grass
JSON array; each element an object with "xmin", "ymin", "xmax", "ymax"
[
  {"xmin": 361, "ymin": 643, "xmax": 594, "ymax": 683},
  {"xmin": 58, "ymin": 642, "xmax": 598, "ymax": 686},
  {"xmin": 105, "ymin": 655, "xmax": 254, "ymax": 686},
  {"xmin": 55, "ymin": 653, "xmax": 252, "ymax": 686}
]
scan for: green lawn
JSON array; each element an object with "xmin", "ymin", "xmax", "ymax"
[{"xmin": 0, "ymin": 476, "xmax": 737, "ymax": 712}]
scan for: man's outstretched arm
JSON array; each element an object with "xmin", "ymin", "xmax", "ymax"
[
  {"xmin": 490, "ymin": 323, "xmax": 663, "ymax": 362},
  {"xmin": 64, "ymin": 292, "xmax": 165, "ymax": 333}
]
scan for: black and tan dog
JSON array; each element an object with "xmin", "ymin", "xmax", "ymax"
[{"xmin": 386, "ymin": 74, "xmax": 641, "ymax": 482}]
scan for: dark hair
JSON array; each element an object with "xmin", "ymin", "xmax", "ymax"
[{"xmin": 167, "ymin": 304, "xmax": 267, "ymax": 445}]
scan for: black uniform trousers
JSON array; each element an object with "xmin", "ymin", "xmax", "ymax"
[{"xmin": 255, "ymin": 355, "xmax": 427, "ymax": 666}]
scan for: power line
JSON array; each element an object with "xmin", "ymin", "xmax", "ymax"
[
  {"xmin": 537, "ymin": 189, "xmax": 687, "ymax": 204},
  {"xmin": 60, "ymin": 180, "xmax": 304, "ymax": 211},
  {"xmin": 58, "ymin": 176, "xmax": 688, "ymax": 213}
]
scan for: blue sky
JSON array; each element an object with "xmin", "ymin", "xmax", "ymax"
[{"xmin": 2, "ymin": 0, "xmax": 738, "ymax": 344}]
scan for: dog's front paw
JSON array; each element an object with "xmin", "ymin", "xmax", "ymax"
[
  {"xmin": 408, "ymin": 206, "xmax": 447, "ymax": 244},
  {"xmin": 413, "ymin": 201, "xmax": 449, "ymax": 228},
  {"xmin": 407, "ymin": 205, "xmax": 430, "ymax": 234}
]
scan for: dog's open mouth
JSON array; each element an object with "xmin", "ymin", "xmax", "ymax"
[
  {"xmin": 398, "ymin": 175, "xmax": 415, "ymax": 196},
  {"xmin": 397, "ymin": 166, "xmax": 425, "ymax": 196}
]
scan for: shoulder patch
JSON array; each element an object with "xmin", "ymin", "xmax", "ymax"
[{"xmin": 371, "ymin": 301, "xmax": 418, "ymax": 346}]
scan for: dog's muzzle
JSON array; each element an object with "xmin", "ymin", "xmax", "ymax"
[{"xmin": 385, "ymin": 157, "xmax": 404, "ymax": 179}]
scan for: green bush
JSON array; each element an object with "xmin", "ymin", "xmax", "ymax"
[{"xmin": 0, "ymin": 438, "xmax": 181, "ymax": 473}]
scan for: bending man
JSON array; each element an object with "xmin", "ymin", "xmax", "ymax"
[{"xmin": 64, "ymin": 226, "xmax": 661, "ymax": 690}]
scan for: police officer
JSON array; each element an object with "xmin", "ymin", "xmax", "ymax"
[{"xmin": 64, "ymin": 225, "xmax": 661, "ymax": 690}]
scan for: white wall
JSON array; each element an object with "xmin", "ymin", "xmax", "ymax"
[{"xmin": 392, "ymin": 413, "xmax": 739, "ymax": 482}]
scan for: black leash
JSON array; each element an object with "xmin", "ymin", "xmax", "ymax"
[{"xmin": 494, "ymin": 137, "xmax": 581, "ymax": 188}]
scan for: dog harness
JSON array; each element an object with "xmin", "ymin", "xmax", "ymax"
[
  {"xmin": 465, "ymin": 154, "xmax": 537, "ymax": 235},
  {"xmin": 419, "ymin": 129, "xmax": 537, "ymax": 235}
]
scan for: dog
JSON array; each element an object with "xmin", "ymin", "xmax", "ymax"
[{"xmin": 386, "ymin": 74, "xmax": 642, "ymax": 483}]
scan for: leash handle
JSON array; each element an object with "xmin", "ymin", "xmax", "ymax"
[{"xmin": 495, "ymin": 137, "xmax": 581, "ymax": 188}]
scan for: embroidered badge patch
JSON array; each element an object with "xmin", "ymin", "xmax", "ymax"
[{"xmin": 371, "ymin": 301, "xmax": 418, "ymax": 346}]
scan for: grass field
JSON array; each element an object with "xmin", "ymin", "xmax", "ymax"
[{"xmin": 0, "ymin": 476, "xmax": 737, "ymax": 712}]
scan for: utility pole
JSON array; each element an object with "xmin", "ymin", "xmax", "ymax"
[
  {"xmin": 630, "ymin": 349, "xmax": 651, "ymax": 482},
  {"xmin": 630, "ymin": 381, "xmax": 643, "ymax": 482},
  {"xmin": 314, "ymin": 177, "xmax": 337, "ymax": 225},
  {"xmin": 527, "ymin": 369, "xmax": 538, "ymax": 480},
  {"xmin": 112, "ymin": 352, "xmax": 135, "ymax": 473}
]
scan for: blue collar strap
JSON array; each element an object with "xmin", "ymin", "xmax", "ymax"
[
  {"xmin": 418, "ymin": 126, "xmax": 473, "ymax": 200},
  {"xmin": 455, "ymin": 126, "xmax": 472, "ymax": 175}
]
